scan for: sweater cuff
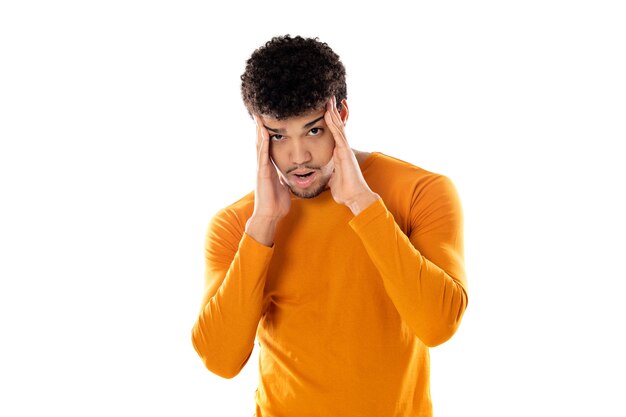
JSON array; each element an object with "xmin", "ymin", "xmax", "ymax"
[
  {"xmin": 348, "ymin": 197, "xmax": 388, "ymax": 232},
  {"xmin": 241, "ymin": 232, "xmax": 275, "ymax": 257}
]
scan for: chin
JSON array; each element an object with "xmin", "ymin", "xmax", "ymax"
[{"xmin": 289, "ymin": 177, "xmax": 330, "ymax": 199}]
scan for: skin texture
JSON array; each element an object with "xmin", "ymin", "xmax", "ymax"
[
  {"xmin": 262, "ymin": 106, "xmax": 339, "ymax": 199},
  {"xmin": 246, "ymin": 97, "xmax": 379, "ymax": 247}
]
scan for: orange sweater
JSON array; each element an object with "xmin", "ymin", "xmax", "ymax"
[{"xmin": 192, "ymin": 152, "xmax": 468, "ymax": 417}]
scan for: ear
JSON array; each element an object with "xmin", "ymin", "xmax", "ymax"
[{"xmin": 339, "ymin": 99, "xmax": 349, "ymax": 126}]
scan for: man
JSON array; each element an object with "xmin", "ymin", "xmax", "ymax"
[{"xmin": 192, "ymin": 35, "xmax": 468, "ymax": 417}]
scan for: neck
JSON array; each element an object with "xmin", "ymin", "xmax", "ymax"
[{"xmin": 352, "ymin": 149, "xmax": 371, "ymax": 166}]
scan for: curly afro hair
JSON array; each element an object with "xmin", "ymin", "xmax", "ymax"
[{"xmin": 241, "ymin": 35, "xmax": 347, "ymax": 120}]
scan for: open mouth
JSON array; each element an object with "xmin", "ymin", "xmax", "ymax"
[
  {"xmin": 294, "ymin": 172, "xmax": 314, "ymax": 178},
  {"xmin": 291, "ymin": 171, "xmax": 316, "ymax": 187}
]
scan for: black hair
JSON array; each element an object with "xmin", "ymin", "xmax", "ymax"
[{"xmin": 241, "ymin": 35, "xmax": 347, "ymax": 120}]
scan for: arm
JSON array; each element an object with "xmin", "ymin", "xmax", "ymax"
[
  {"xmin": 191, "ymin": 115, "xmax": 290, "ymax": 378},
  {"xmin": 349, "ymin": 176, "xmax": 468, "ymax": 347},
  {"xmin": 191, "ymin": 210, "xmax": 274, "ymax": 378},
  {"xmin": 324, "ymin": 96, "xmax": 467, "ymax": 346}
]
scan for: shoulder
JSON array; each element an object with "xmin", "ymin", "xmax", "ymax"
[
  {"xmin": 220, "ymin": 191, "xmax": 255, "ymax": 217},
  {"xmin": 364, "ymin": 152, "xmax": 455, "ymax": 196},
  {"xmin": 206, "ymin": 192, "xmax": 255, "ymax": 246},
  {"xmin": 364, "ymin": 152, "xmax": 461, "ymax": 230},
  {"xmin": 365, "ymin": 152, "xmax": 432, "ymax": 175}
]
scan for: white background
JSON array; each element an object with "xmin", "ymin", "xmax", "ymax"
[{"xmin": 1, "ymin": 1, "xmax": 625, "ymax": 416}]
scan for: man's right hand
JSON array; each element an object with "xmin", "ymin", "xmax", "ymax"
[{"xmin": 244, "ymin": 115, "xmax": 292, "ymax": 246}]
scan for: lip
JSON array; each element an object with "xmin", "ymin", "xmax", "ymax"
[
  {"xmin": 290, "ymin": 169, "xmax": 314, "ymax": 175},
  {"xmin": 290, "ymin": 171, "xmax": 317, "ymax": 188}
]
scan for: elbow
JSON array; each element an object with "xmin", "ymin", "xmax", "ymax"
[
  {"xmin": 420, "ymin": 291, "xmax": 468, "ymax": 348},
  {"xmin": 203, "ymin": 358, "xmax": 243, "ymax": 380},
  {"xmin": 419, "ymin": 321, "xmax": 461, "ymax": 347},
  {"xmin": 191, "ymin": 325, "xmax": 245, "ymax": 379}
]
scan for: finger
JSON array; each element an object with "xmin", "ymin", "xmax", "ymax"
[
  {"xmin": 253, "ymin": 115, "xmax": 272, "ymax": 167},
  {"xmin": 325, "ymin": 97, "xmax": 342, "ymax": 132},
  {"xmin": 325, "ymin": 96, "xmax": 337, "ymax": 123},
  {"xmin": 328, "ymin": 97, "xmax": 347, "ymax": 137},
  {"xmin": 254, "ymin": 115, "xmax": 270, "ymax": 148},
  {"xmin": 327, "ymin": 165, "xmax": 341, "ymax": 192},
  {"xmin": 330, "ymin": 96, "xmax": 344, "ymax": 125},
  {"xmin": 277, "ymin": 172, "xmax": 287, "ymax": 187},
  {"xmin": 325, "ymin": 98, "xmax": 349, "ymax": 149},
  {"xmin": 258, "ymin": 127, "xmax": 271, "ymax": 169},
  {"xmin": 327, "ymin": 169, "xmax": 336, "ymax": 190},
  {"xmin": 329, "ymin": 142, "xmax": 341, "ymax": 170},
  {"xmin": 254, "ymin": 115, "xmax": 264, "ymax": 151}
]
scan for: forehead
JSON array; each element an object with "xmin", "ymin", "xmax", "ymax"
[{"xmin": 261, "ymin": 108, "xmax": 326, "ymax": 128}]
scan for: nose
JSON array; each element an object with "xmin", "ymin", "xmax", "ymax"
[{"xmin": 289, "ymin": 138, "xmax": 312, "ymax": 166}]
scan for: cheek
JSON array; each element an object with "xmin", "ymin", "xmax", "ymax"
[
  {"xmin": 269, "ymin": 143, "xmax": 287, "ymax": 170},
  {"xmin": 318, "ymin": 136, "xmax": 336, "ymax": 161}
]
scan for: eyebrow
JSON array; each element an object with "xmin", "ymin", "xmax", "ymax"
[{"xmin": 264, "ymin": 115, "xmax": 325, "ymax": 134}]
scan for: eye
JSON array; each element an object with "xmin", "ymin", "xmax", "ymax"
[
  {"xmin": 270, "ymin": 134, "xmax": 284, "ymax": 141},
  {"xmin": 308, "ymin": 127, "xmax": 323, "ymax": 136}
]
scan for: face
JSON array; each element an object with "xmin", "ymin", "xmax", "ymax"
[{"xmin": 259, "ymin": 105, "xmax": 346, "ymax": 199}]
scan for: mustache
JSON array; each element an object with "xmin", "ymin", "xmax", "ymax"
[{"xmin": 285, "ymin": 165, "xmax": 322, "ymax": 174}]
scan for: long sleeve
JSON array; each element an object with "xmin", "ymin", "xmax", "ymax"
[
  {"xmin": 191, "ymin": 208, "xmax": 273, "ymax": 378},
  {"xmin": 349, "ymin": 175, "xmax": 468, "ymax": 347}
]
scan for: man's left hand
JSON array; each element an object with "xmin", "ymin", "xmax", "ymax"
[{"xmin": 325, "ymin": 97, "xmax": 380, "ymax": 216}]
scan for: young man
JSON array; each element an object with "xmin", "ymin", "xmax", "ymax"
[{"xmin": 192, "ymin": 35, "xmax": 468, "ymax": 416}]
